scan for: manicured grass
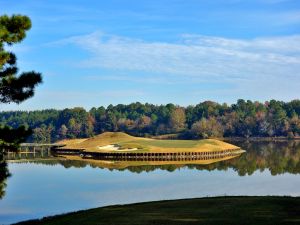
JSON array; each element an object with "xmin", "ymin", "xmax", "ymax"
[
  {"xmin": 135, "ymin": 139, "xmax": 199, "ymax": 148},
  {"xmin": 14, "ymin": 196, "xmax": 300, "ymax": 225},
  {"xmin": 58, "ymin": 132, "xmax": 239, "ymax": 153}
]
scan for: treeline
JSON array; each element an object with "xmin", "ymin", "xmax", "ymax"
[{"xmin": 1, "ymin": 99, "xmax": 300, "ymax": 143}]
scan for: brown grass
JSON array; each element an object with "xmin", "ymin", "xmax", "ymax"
[{"xmin": 58, "ymin": 132, "xmax": 240, "ymax": 153}]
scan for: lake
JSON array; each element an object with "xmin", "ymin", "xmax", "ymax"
[{"xmin": 1, "ymin": 140, "xmax": 300, "ymax": 224}]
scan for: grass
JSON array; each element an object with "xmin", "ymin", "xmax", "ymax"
[
  {"xmin": 58, "ymin": 132, "xmax": 239, "ymax": 153},
  {"xmin": 14, "ymin": 196, "xmax": 300, "ymax": 225},
  {"xmin": 134, "ymin": 139, "xmax": 199, "ymax": 148}
]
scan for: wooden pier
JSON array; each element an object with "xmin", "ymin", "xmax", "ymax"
[
  {"xmin": 19, "ymin": 143, "xmax": 65, "ymax": 149},
  {"xmin": 4, "ymin": 143, "xmax": 65, "ymax": 160}
]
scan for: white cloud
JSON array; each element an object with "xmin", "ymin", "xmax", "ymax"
[
  {"xmin": 39, "ymin": 31, "xmax": 300, "ymax": 106},
  {"xmin": 85, "ymin": 74, "xmax": 175, "ymax": 84},
  {"xmin": 56, "ymin": 31, "xmax": 300, "ymax": 83}
]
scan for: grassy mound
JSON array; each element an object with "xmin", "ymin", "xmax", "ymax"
[
  {"xmin": 58, "ymin": 132, "xmax": 240, "ymax": 153},
  {"xmin": 14, "ymin": 196, "xmax": 300, "ymax": 225}
]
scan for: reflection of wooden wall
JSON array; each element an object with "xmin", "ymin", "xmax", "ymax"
[
  {"xmin": 5, "ymin": 144, "xmax": 66, "ymax": 160},
  {"xmin": 5, "ymin": 147, "xmax": 52, "ymax": 160},
  {"xmin": 86, "ymin": 149, "xmax": 243, "ymax": 161}
]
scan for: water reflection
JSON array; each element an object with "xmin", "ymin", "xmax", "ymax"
[
  {"xmin": 5, "ymin": 140, "xmax": 300, "ymax": 176},
  {"xmin": 1, "ymin": 141, "xmax": 300, "ymax": 224},
  {"xmin": 227, "ymin": 140, "xmax": 300, "ymax": 176},
  {"xmin": 0, "ymin": 154, "xmax": 10, "ymax": 199},
  {"xmin": 54, "ymin": 153, "xmax": 244, "ymax": 171}
]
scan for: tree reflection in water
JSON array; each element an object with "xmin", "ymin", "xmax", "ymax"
[
  {"xmin": 0, "ymin": 153, "xmax": 10, "ymax": 199},
  {"xmin": 7, "ymin": 141, "xmax": 300, "ymax": 176},
  {"xmin": 226, "ymin": 140, "xmax": 300, "ymax": 176},
  {"xmin": 2, "ymin": 140, "xmax": 300, "ymax": 199}
]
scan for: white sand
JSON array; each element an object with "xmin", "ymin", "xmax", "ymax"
[
  {"xmin": 98, "ymin": 144, "xmax": 119, "ymax": 150},
  {"xmin": 114, "ymin": 148, "xmax": 138, "ymax": 151},
  {"xmin": 98, "ymin": 144, "xmax": 139, "ymax": 151}
]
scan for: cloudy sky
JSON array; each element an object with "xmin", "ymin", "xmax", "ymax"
[{"xmin": 1, "ymin": 0, "xmax": 300, "ymax": 110}]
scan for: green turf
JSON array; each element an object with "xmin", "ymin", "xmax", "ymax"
[
  {"xmin": 134, "ymin": 139, "xmax": 199, "ymax": 148},
  {"xmin": 14, "ymin": 196, "xmax": 300, "ymax": 225},
  {"xmin": 58, "ymin": 132, "xmax": 239, "ymax": 153}
]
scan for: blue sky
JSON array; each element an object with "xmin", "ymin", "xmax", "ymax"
[{"xmin": 1, "ymin": 0, "xmax": 300, "ymax": 110}]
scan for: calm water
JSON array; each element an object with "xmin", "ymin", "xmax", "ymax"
[{"xmin": 1, "ymin": 140, "xmax": 300, "ymax": 224}]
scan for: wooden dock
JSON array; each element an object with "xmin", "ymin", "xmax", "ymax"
[
  {"xmin": 20, "ymin": 143, "xmax": 65, "ymax": 149},
  {"xmin": 4, "ymin": 143, "xmax": 65, "ymax": 160}
]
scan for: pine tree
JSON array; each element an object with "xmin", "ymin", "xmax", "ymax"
[{"xmin": 0, "ymin": 15, "xmax": 42, "ymax": 151}]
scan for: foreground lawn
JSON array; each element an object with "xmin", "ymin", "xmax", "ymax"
[{"xmin": 14, "ymin": 196, "xmax": 300, "ymax": 225}]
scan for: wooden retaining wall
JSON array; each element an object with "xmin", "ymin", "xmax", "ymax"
[{"xmin": 79, "ymin": 148, "xmax": 243, "ymax": 161}]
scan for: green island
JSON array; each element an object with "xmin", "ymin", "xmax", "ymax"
[
  {"xmin": 56, "ymin": 132, "xmax": 241, "ymax": 153},
  {"xmin": 14, "ymin": 196, "xmax": 300, "ymax": 225}
]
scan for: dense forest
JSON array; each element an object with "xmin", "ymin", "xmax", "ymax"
[{"xmin": 1, "ymin": 99, "xmax": 300, "ymax": 143}]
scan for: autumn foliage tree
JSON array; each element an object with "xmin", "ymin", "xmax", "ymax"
[
  {"xmin": 169, "ymin": 107, "xmax": 186, "ymax": 132},
  {"xmin": 191, "ymin": 117, "xmax": 223, "ymax": 138}
]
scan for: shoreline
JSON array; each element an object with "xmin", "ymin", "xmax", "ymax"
[
  {"xmin": 221, "ymin": 137, "xmax": 300, "ymax": 141},
  {"xmin": 150, "ymin": 133, "xmax": 300, "ymax": 141}
]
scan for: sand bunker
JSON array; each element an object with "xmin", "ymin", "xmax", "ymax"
[
  {"xmin": 98, "ymin": 144, "xmax": 138, "ymax": 151},
  {"xmin": 98, "ymin": 144, "xmax": 120, "ymax": 150}
]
